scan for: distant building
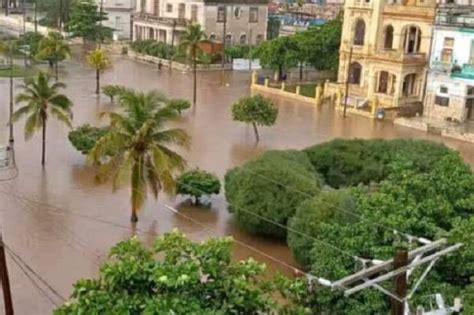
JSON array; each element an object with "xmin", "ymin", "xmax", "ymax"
[
  {"xmin": 424, "ymin": 1, "xmax": 474, "ymax": 123},
  {"xmin": 98, "ymin": 0, "xmax": 136, "ymax": 40},
  {"xmin": 132, "ymin": 0, "xmax": 268, "ymax": 46},
  {"xmin": 335, "ymin": 0, "xmax": 437, "ymax": 109}
]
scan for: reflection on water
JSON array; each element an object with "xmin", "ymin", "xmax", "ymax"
[{"xmin": 1, "ymin": 47, "xmax": 474, "ymax": 314}]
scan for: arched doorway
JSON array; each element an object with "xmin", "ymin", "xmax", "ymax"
[
  {"xmin": 384, "ymin": 25, "xmax": 394, "ymax": 49},
  {"xmin": 349, "ymin": 62, "xmax": 362, "ymax": 85}
]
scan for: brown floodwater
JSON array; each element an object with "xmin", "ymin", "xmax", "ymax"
[{"xmin": 1, "ymin": 47, "xmax": 474, "ymax": 314}]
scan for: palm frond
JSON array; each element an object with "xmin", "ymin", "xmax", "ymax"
[
  {"xmin": 153, "ymin": 128, "xmax": 191, "ymax": 148},
  {"xmin": 49, "ymin": 106, "xmax": 73, "ymax": 128},
  {"xmin": 23, "ymin": 111, "xmax": 41, "ymax": 140}
]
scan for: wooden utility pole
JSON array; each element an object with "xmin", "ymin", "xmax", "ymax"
[
  {"xmin": 0, "ymin": 234, "xmax": 14, "ymax": 315},
  {"xmin": 343, "ymin": 46, "xmax": 353, "ymax": 118},
  {"xmin": 391, "ymin": 248, "xmax": 408, "ymax": 315}
]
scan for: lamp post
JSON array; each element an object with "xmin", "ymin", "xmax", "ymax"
[{"xmin": 220, "ymin": 5, "xmax": 227, "ymax": 85}]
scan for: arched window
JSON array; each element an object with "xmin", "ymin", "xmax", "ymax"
[
  {"xmin": 403, "ymin": 73, "xmax": 417, "ymax": 96},
  {"xmin": 403, "ymin": 26, "xmax": 421, "ymax": 54},
  {"xmin": 349, "ymin": 62, "xmax": 362, "ymax": 85},
  {"xmin": 384, "ymin": 25, "xmax": 394, "ymax": 49},
  {"xmin": 256, "ymin": 34, "xmax": 264, "ymax": 44},
  {"xmin": 225, "ymin": 34, "xmax": 232, "ymax": 46},
  {"xmin": 240, "ymin": 34, "xmax": 247, "ymax": 45},
  {"xmin": 354, "ymin": 19, "xmax": 366, "ymax": 46},
  {"xmin": 377, "ymin": 71, "xmax": 397, "ymax": 95},
  {"xmin": 209, "ymin": 34, "xmax": 217, "ymax": 42}
]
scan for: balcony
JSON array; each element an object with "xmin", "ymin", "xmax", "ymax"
[
  {"xmin": 375, "ymin": 49, "xmax": 427, "ymax": 64},
  {"xmin": 431, "ymin": 60, "xmax": 451, "ymax": 73},
  {"xmin": 451, "ymin": 64, "xmax": 474, "ymax": 80},
  {"xmin": 348, "ymin": 0, "xmax": 372, "ymax": 10},
  {"xmin": 436, "ymin": 5, "xmax": 474, "ymax": 28},
  {"xmin": 383, "ymin": 2, "xmax": 435, "ymax": 19},
  {"xmin": 133, "ymin": 13, "xmax": 189, "ymax": 27}
]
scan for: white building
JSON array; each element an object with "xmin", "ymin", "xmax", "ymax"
[
  {"xmin": 98, "ymin": 0, "xmax": 136, "ymax": 40},
  {"xmin": 424, "ymin": 1, "xmax": 474, "ymax": 122},
  {"xmin": 132, "ymin": 0, "xmax": 268, "ymax": 46}
]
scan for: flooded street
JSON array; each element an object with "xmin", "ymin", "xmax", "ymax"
[{"xmin": 1, "ymin": 48, "xmax": 474, "ymax": 314}]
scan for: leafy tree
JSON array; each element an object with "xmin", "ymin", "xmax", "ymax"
[
  {"xmin": 231, "ymin": 95, "xmax": 278, "ymax": 142},
  {"xmin": 12, "ymin": 72, "xmax": 73, "ymax": 165},
  {"xmin": 89, "ymin": 91, "xmax": 189, "ymax": 222},
  {"xmin": 66, "ymin": 0, "xmax": 111, "ymax": 43},
  {"xmin": 253, "ymin": 36, "xmax": 297, "ymax": 80},
  {"xmin": 287, "ymin": 190, "xmax": 358, "ymax": 266},
  {"xmin": 303, "ymin": 18, "xmax": 342, "ymax": 71},
  {"xmin": 87, "ymin": 48, "xmax": 111, "ymax": 94},
  {"xmin": 304, "ymin": 139, "xmax": 456, "ymax": 188},
  {"xmin": 167, "ymin": 98, "xmax": 191, "ymax": 115},
  {"xmin": 102, "ymin": 84, "xmax": 129, "ymax": 103},
  {"xmin": 35, "ymin": 31, "xmax": 71, "ymax": 81},
  {"xmin": 176, "ymin": 169, "xmax": 221, "ymax": 205},
  {"xmin": 179, "ymin": 24, "xmax": 206, "ymax": 107},
  {"xmin": 68, "ymin": 124, "xmax": 109, "ymax": 155},
  {"xmin": 54, "ymin": 230, "xmax": 276, "ymax": 314},
  {"xmin": 225, "ymin": 150, "xmax": 322, "ymax": 238},
  {"xmin": 37, "ymin": 0, "xmax": 72, "ymax": 28},
  {"xmin": 16, "ymin": 32, "xmax": 44, "ymax": 58},
  {"xmin": 267, "ymin": 16, "xmax": 281, "ymax": 40}
]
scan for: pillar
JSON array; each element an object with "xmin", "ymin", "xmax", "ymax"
[
  {"xmin": 264, "ymin": 78, "xmax": 269, "ymax": 87},
  {"xmin": 371, "ymin": 96, "xmax": 379, "ymax": 116},
  {"xmin": 296, "ymin": 85, "xmax": 301, "ymax": 95},
  {"xmin": 336, "ymin": 87, "xmax": 342, "ymax": 108},
  {"xmin": 315, "ymin": 84, "xmax": 322, "ymax": 106},
  {"xmin": 251, "ymin": 71, "xmax": 257, "ymax": 85},
  {"xmin": 281, "ymin": 82, "xmax": 286, "ymax": 91}
]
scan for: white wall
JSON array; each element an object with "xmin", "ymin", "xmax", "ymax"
[{"xmin": 430, "ymin": 28, "xmax": 474, "ymax": 65}]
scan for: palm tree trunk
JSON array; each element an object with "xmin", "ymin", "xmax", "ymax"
[
  {"xmin": 131, "ymin": 206, "xmax": 138, "ymax": 222},
  {"xmin": 193, "ymin": 49, "xmax": 197, "ymax": 107},
  {"xmin": 55, "ymin": 61, "xmax": 59, "ymax": 81},
  {"xmin": 96, "ymin": 69, "xmax": 100, "ymax": 94},
  {"xmin": 252, "ymin": 122, "xmax": 259, "ymax": 143},
  {"xmin": 41, "ymin": 116, "xmax": 46, "ymax": 165}
]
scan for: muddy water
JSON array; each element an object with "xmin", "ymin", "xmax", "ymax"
[{"xmin": 1, "ymin": 48, "xmax": 474, "ymax": 314}]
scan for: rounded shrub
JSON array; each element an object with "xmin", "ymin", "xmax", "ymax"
[
  {"xmin": 68, "ymin": 124, "xmax": 109, "ymax": 155},
  {"xmin": 304, "ymin": 139, "xmax": 455, "ymax": 188},
  {"xmin": 287, "ymin": 189, "xmax": 358, "ymax": 266},
  {"xmin": 225, "ymin": 150, "xmax": 323, "ymax": 238},
  {"xmin": 176, "ymin": 169, "xmax": 221, "ymax": 205}
]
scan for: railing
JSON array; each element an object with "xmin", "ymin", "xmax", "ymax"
[
  {"xmin": 375, "ymin": 49, "xmax": 427, "ymax": 63},
  {"xmin": 133, "ymin": 13, "xmax": 189, "ymax": 27},
  {"xmin": 436, "ymin": 5, "xmax": 474, "ymax": 27},
  {"xmin": 431, "ymin": 60, "xmax": 451, "ymax": 73},
  {"xmin": 349, "ymin": 0, "xmax": 372, "ymax": 9}
]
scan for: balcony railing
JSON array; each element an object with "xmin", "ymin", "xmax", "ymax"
[
  {"xmin": 375, "ymin": 49, "xmax": 427, "ymax": 63},
  {"xmin": 133, "ymin": 13, "xmax": 189, "ymax": 27},
  {"xmin": 451, "ymin": 64, "xmax": 474, "ymax": 80},
  {"xmin": 436, "ymin": 5, "xmax": 474, "ymax": 27},
  {"xmin": 431, "ymin": 60, "xmax": 451, "ymax": 73}
]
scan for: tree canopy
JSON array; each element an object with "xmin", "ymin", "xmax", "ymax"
[
  {"xmin": 66, "ymin": 0, "xmax": 112, "ymax": 42},
  {"xmin": 176, "ymin": 169, "xmax": 221, "ymax": 204}
]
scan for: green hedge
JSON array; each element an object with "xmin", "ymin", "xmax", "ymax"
[
  {"xmin": 130, "ymin": 40, "xmax": 177, "ymax": 59},
  {"xmin": 68, "ymin": 124, "xmax": 109, "ymax": 155},
  {"xmin": 225, "ymin": 150, "xmax": 322, "ymax": 238},
  {"xmin": 304, "ymin": 139, "xmax": 455, "ymax": 188}
]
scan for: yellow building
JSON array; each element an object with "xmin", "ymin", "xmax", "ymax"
[{"xmin": 334, "ymin": 0, "xmax": 436, "ymax": 111}]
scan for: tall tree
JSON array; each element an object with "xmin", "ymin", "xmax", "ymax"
[
  {"xmin": 36, "ymin": 31, "xmax": 71, "ymax": 81},
  {"xmin": 87, "ymin": 48, "xmax": 111, "ymax": 94},
  {"xmin": 253, "ymin": 36, "xmax": 297, "ymax": 80},
  {"xmin": 89, "ymin": 91, "xmax": 190, "ymax": 222},
  {"xmin": 179, "ymin": 24, "xmax": 207, "ymax": 108},
  {"xmin": 12, "ymin": 72, "xmax": 73, "ymax": 165},
  {"xmin": 66, "ymin": 0, "xmax": 111, "ymax": 43}
]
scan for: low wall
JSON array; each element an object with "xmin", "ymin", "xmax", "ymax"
[
  {"xmin": 251, "ymin": 84, "xmax": 319, "ymax": 105},
  {"xmin": 127, "ymin": 51, "xmax": 232, "ymax": 72}
]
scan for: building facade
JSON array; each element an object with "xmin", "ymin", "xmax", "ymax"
[
  {"xmin": 336, "ymin": 0, "xmax": 436, "ymax": 109},
  {"xmin": 132, "ymin": 0, "xmax": 268, "ymax": 46},
  {"xmin": 424, "ymin": 1, "xmax": 474, "ymax": 123},
  {"xmin": 99, "ymin": 0, "xmax": 136, "ymax": 40}
]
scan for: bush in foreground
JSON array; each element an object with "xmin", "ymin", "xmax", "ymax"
[
  {"xmin": 167, "ymin": 98, "xmax": 191, "ymax": 115},
  {"xmin": 68, "ymin": 124, "xmax": 109, "ymax": 155},
  {"xmin": 225, "ymin": 150, "xmax": 322, "ymax": 238},
  {"xmin": 176, "ymin": 169, "xmax": 221, "ymax": 204},
  {"xmin": 102, "ymin": 84, "xmax": 129, "ymax": 103},
  {"xmin": 54, "ymin": 230, "xmax": 276, "ymax": 314}
]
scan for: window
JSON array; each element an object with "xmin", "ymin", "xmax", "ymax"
[
  {"xmin": 115, "ymin": 16, "xmax": 122, "ymax": 31},
  {"xmin": 468, "ymin": 86, "xmax": 474, "ymax": 96},
  {"xmin": 209, "ymin": 34, "xmax": 217, "ymax": 42},
  {"xmin": 225, "ymin": 34, "xmax": 232, "ymax": 46},
  {"xmin": 166, "ymin": 4, "xmax": 172, "ymax": 12},
  {"xmin": 178, "ymin": 3, "xmax": 185, "ymax": 19},
  {"xmin": 249, "ymin": 7, "xmax": 258, "ymax": 23},
  {"xmin": 256, "ymin": 34, "xmax": 264, "ymax": 44},
  {"xmin": 402, "ymin": 73, "xmax": 417, "ymax": 96},
  {"xmin": 443, "ymin": 37, "xmax": 455, "ymax": 48},
  {"xmin": 403, "ymin": 26, "xmax": 421, "ymax": 54},
  {"xmin": 441, "ymin": 48, "xmax": 453, "ymax": 63},
  {"xmin": 435, "ymin": 95, "xmax": 450, "ymax": 107},
  {"xmin": 384, "ymin": 25, "xmax": 394, "ymax": 49},
  {"xmin": 217, "ymin": 6, "xmax": 226, "ymax": 22},
  {"xmin": 440, "ymin": 85, "xmax": 449, "ymax": 94},
  {"xmin": 153, "ymin": 0, "xmax": 159, "ymax": 15},
  {"xmin": 240, "ymin": 34, "xmax": 247, "ymax": 45},
  {"xmin": 234, "ymin": 7, "xmax": 242, "ymax": 19},
  {"xmin": 354, "ymin": 19, "xmax": 366, "ymax": 46},
  {"xmin": 470, "ymin": 40, "xmax": 474, "ymax": 64},
  {"xmin": 191, "ymin": 5, "xmax": 198, "ymax": 22},
  {"xmin": 349, "ymin": 62, "xmax": 362, "ymax": 84},
  {"xmin": 378, "ymin": 71, "xmax": 389, "ymax": 94}
]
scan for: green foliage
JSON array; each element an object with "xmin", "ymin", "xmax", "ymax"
[
  {"xmin": 16, "ymin": 32, "xmax": 44, "ymax": 57},
  {"xmin": 267, "ymin": 16, "xmax": 281, "ymax": 40},
  {"xmin": 176, "ymin": 169, "xmax": 221, "ymax": 204},
  {"xmin": 304, "ymin": 138, "xmax": 456, "ymax": 188},
  {"xmin": 37, "ymin": 0, "xmax": 72, "ymax": 28},
  {"xmin": 68, "ymin": 124, "xmax": 109, "ymax": 155},
  {"xmin": 35, "ymin": 32, "xmax": 70, "ymax": 77},
  {"xmin": 253, "ymin": 36, "xmax": 298, "ymax": 78},
  {"xmin": 167, "ymin": 99, "xmax": 191, "ymax": 115},
  {"xmin": 55, "ymin": 230, "xmax": 276, "ymax": 314},
  {"xmin": 225, "ymin": 150, "xmax": 322, "ymax": 238},
  {"xmin": 287, "ymin": 190, "xmax": 358, "ymax": 266},
  {"xmin": 102, "ymin": 84, "xmax": 129, "ymax": 103},
  {"xmin": 225, "ymin": 45, "xmax": 251, "ymax": 59},
  {"xmin": 130, "ymin": 40, "xmax": 177, "ymax": 59},
  {"xmin": 66, "ymin": 0, "xmax": 112, "ymax": 42},
  {"xmin": 231, "ymin": 95, "xmax": 278, "ymax": 142}
]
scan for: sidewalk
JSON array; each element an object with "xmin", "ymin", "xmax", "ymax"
[
  {"xmin": 0, "ymin": 15, "xmax": 50, "ymax": 35},
  {"xmin": 395, "ymin": 116, "xmax": 474, "ymax": 143}
]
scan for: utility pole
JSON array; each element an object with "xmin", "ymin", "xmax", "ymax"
[
  {"xmin": 98, "ymin": 0, "xmax": 104, "ymax": 48},
  {"xmin": 4, "ymin": 0, "xmax": 9, "ymax": 16},
  {"xmin": 169, "ymin": 20, "xmax": 176, "ymax": 69},
  {"xmin": 343, "ymin": 46, "xmax": 353, "ymax": 118},
  {"xmin": 0, "ymin": 233, "xmax": 14, "ymax": 315},
  {"xmin": 220, "ymin": 6, "xmax": 227, "ymax": 85},
  {"xmin": 59, "ymin": 0, "xmax": 63, "ymax": 30},
  {"xmin": 8, "ymin": 43, "xmax": 14, "ymax": 146},
  {"xmin": 33, "ymin": 0, "xmax": 37, "ymax": 33},
  {"xmin": 391, "ymin": 248, "xmax": 408, "ymax": 315}
]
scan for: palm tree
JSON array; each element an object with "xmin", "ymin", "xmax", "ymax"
[
  {"xmin": 89, "ymin": 90, "xmax": 190, "ymax": 223},
  {"xmin": 35, "ymin": 31, "xmax": 71, "ymax": 81},
  {"xmin": 179, "ymin": 24, "xmax": 206, "ymax": 108},
  {"xmin": 12, "ymin": 72, "xmax": 73, "ymax": 165},
  {"xmin": 87, "ymin": 48, "xmax": 111, "ymax": 95}
]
